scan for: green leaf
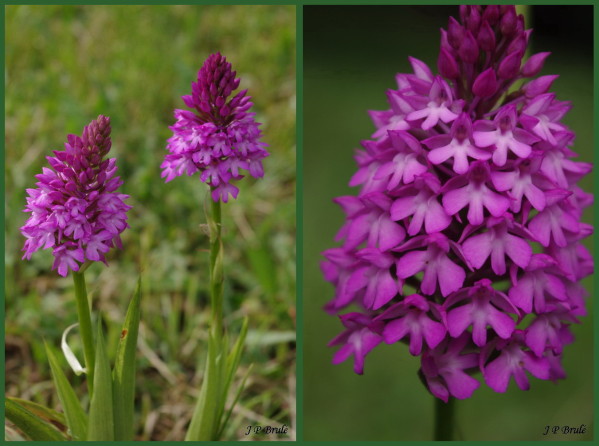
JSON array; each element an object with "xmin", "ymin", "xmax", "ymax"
[
  {"xmin": 7, "ymin": 397, "xmax": 67, "ymax": 434},
  {"xmin": 217, "ymin": 363, "xmax": 253, "ymax": 439},
  {"xmin": 224, "ymin": 318, "xmax": 248, "ymax": 399},
  {"xmin": 87, "ymin": 320, "xmax": 114, "ymax": 441},
  {"xmin": 215, "ymin": 318, "xmax": 248, "ymax": 435},
  {"xmin": 5, "ymin": 399, "xmax": 67, "ymax": 441},
  {"xmin": 112, "ymin": 277, "xmax": 142, "ymax": 441},
  {"xmin": 225, "ymin": 317, "xmax": 248, "ymax": 390},
  {"xmin": 185, "ymin": 333, "xmax": 223, "ymax": 441},
  {"xmin": 44, "ymin": 342, "xmax": 88, "ymax": 440}
]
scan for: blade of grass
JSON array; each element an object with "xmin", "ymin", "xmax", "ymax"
[
  {"xmin": 7, "ymin": 396, "xmax": 69, "ymax": 432},
  {"xmin": 224, "ymin": 318, "xmax": 248, "ymax": 398},
  {"xmin": 7, "ymin": 397, "xmax": 68, "ymax": 433},
  {"xmin": 112, "ymin": 277, "xmax": 142, "ymax": 441},
  {"xmin": 217, "ymin": 363, "xmax": 253, "ymax": 439},
  {"xmin": 5, "ymin": 398, "xmax": 67, "ymax": 441},
  {"xmin": 214, "ymin": 319, "xmax": 248, "ymax": 436},
  {"xmin": 214, "ymin": 334, "xmax": 228, "ymax": 437},
  {"xmin": 44, "ymin": 342, "xmax": 88, "ymax": 441},
  {"xmin": 185, "ymin": 332, "xmax": 223, "ymax": 441},
  {"xmin": 87, "ymin": 320, "xmax": 114, "ymax": 441}
]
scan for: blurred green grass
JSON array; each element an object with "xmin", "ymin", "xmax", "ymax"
[
  {"xmin": 303, "ymin": 6, "xmax": 593, "ymax": 442},
  {"xmin": 5, "ymin": 5, "xmax": 296, "ymax": 441}
]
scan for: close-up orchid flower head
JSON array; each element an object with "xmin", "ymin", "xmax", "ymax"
[{"xmin": 314, "ymin": 5, "xmax": 593, "ymax": 438}]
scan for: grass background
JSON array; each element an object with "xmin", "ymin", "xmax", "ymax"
[
  {"xmin": 5, "ymin": 5, "xmax": 296, "ymax": 441},
  {"xmin": 303, "ymin": 5, "xmax": 594, "ymax": 442}
]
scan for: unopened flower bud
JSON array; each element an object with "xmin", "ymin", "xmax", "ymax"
[
  {"xmin": 458, "ymin": 30, "xmax": 479, "ymax": 64},
  {"xmin": 498, "ymin": 51, "xmax": 523, "ymax": 79},
  {"xmin": 521, "ymin": 52, "xmax": 551, "ymax": 77},
  {"xmin": 522, "ymin": 75, "xmax": 559, "ymax": 98},
  {"xmin": 507, "ymin": 33, "xmax": 527, "ymax": 55},
  {"xmin": 482, "ymin": 5, "xmax": 500, "ymax": 25},
  {"xmin": 500, "ymin": 7, "xmax": 517, "ymax": 36},
  {"xmin": 472, "ymin": 67, "xmax": 498, "ymax": 98},
  {"xmin": 466, "ymin": 6, "xmax": 481, "ymax": 33},
  {"xmin": 439, "ymin": 29, "xmax": 452, "ymax": 53},
  {"xmin": 477, "ymin": 21, "xmax": 496, "ymax": 52},
  {"xmin": 447, "ymin": 17, "xmax": 465, "ymax": 49},
  {"xmin": 459, "ymin": 5, "xmax": 469, "ymax": 23},
  {"xmin": 438, "ymin": 48, "xmax": 459, "ymax": 79}
]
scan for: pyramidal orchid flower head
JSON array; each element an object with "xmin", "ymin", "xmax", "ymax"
[
  {"xmin": 322, "ymin": 5, "xmax": 593, "ymax": 401},
  {"xmin": 21, "ymin": 116, "xmax": 131, "ymax": 277},
  {"xmin": 161, "ymin": 52, "xmax": 269, "ymax": 203}
]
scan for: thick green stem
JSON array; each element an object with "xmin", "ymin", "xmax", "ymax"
[
  {"xmin": 434, "ymin": 397, "xmax": 455, "ymax": 441},
  {"xmin": 209, "ymin": 198, "xmax": 223, "ymax": 337},
  {"xmin": 72, "ymin": 270, "xmax": 95, "ymax": 395}
]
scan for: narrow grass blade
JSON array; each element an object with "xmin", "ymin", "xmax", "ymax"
[
  {"xmin": 217, "ymin": 363, "xmax": 253, "ymax": 439},
  {"xmin": 7, "ymin": 397, "xmax": 68, "ymax": 435},
  {"xmin": 112, "ymin": 277, "xmax": 142, "ymax": 441},
  {"xmin": 224, "ymin": 318, "xmax": 249, "ymax": 400},
  {"xmin": 44, "ymin": 342, "xmax": 88, "ymax": 440},
  {"xmin": 7, "ymin": 396, "xmax": 69, "ymax": 436},
  {"xmin": 87, "ymin": 321, "xmax": 114, "ymax": 441},
  {"xmin": 185, "ymin": 333, "xmax": 223, "ymax": 441},
  {"xmin": 214, "ymin": 334, "xmax": 228, "ymax": 436},
  {"xmin": 213, "ymin": 318, "xmax": 248, "ymax": 436},
  {"xmin": 5, "ymin": 399, "xmax": 67, "ymax": 441}
]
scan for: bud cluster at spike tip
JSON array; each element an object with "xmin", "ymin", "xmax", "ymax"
[
  {"xmin": 161, "ymin": 52, "xmax": 269, "ymax": 202},
  {"xmin": 21, "ymin": 116, "xmax": 131, "ymax": 277},
  {"xmin": 322, "ymin": 5, "xmax": 593, "ymax": 401}
]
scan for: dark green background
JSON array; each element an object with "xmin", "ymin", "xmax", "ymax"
[{"xmin": 303, "ymin": 5, "xmax": 593, "ymax": 441}]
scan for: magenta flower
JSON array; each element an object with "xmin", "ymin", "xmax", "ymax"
[
  {"xmin": 161, "ymin": 52, "xmax": 269, "ymax": 202},
  {"xmin": 328, "ymin": 313, "xmax": 383, "ymax": 375},
  {"xmin": 444, "ymin": 279, "xmax": 518, "ymax": 347},
  {"xmin": 374, "ymin": 293, "xmax": 446, "ymax": 356},
  {"xmin": 423, "ymin": 112, "xmax": 491, "ymax": 174},
  {"xmin": 395, "ymin": 233, "xmax": 465, "ymax": 298},
  {"xmin": 420, "ymin": 332, "xmax": 480, "ymax": 402},
  {"xmin": 21, "ymin": 116, "xmax": 130, "ymax": 277},
  {"xmin": 322, "ymin": 5, "xmax": 593, "ymax": 401},
  {"xmin": 442, "ymin": 161, "xmax": 510, "ymax": 225},
  {"xmin": 482, "ymin": 331, "xmax": 551, "ymax": 393},
  {"xmin": 472, "ymin": 105, "xmax": 539, "ymax": 166}
]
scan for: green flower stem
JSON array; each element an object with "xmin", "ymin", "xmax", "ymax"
[
  {"xmin": 434, "ymin": 397, "xmax": 455, "ymax": 441},
  {"xmin": 72, "ymin": 270, "xmax": 95, "ymax": 395},
  {"xmin": 209, "ymin": 198, "xmax": 224, "ymax": 338},
  {"xmin": 186, "ymin": 195, "xmax": 226, "ymax": 441}
]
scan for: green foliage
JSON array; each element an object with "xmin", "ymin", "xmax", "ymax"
[
  {"xmin": 185, "ymin": 332, "xmax": 223, "ymax": 441},
  {"xmin": 112, "ymin": 278, "xmax": 143, "ymax": 441},
  {"xmin": 87, "ymin": 322, "xmax": 114, "ymax": 441},
  {"xmin": 6, "ymin": 397, "xmax": 68, "ymax": 436},
  {"xmin": 185, "ymin": 318, "xmax": 250, "ymax": 441},
  {"xmin": 45, "ymin": 343, "xmax": 89, "ymax": 441},
  {"xmin": 6, "ymin": 5, "xmax": 295, "ymax": 441},
  {"xmin": 5, "ymin": 399, "xmax": 67, "ymax": 441}
]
